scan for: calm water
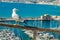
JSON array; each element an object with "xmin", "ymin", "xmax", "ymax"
[
  {"xmin": 24, "ymin": 20, "xmax": 59, "ymax": 28},
  {"xmin": 0, "ymin": 2, "xmax": 60, "ymax": 40},
  {"xmin": 0, "ymin": 2, "xmax": 60, "ymax": 18},
  {"xmin": 0, "ymin": 20, "xmax": 60, "ymax": 40}
]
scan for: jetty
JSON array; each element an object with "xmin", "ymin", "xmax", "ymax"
[
  {"xmin": 0, "ymin": 14, "xmax": 60, "ymax": 22},
  {"xmin": 0, "ymin": 14, "xmax": 60, "ymax": 40}
]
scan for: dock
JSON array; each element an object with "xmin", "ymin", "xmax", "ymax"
[
  {"xmin": 0, "ymin": 14, "xmax": 60, "ymax": 40},
  {"xmin": 0, "ymin": 14, "xmax": 60, "ymax": 22}
]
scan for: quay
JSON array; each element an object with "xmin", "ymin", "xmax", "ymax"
[
  {"xmin": 0, "ymin": 14, "xmax": 60, "ymax": 22},
  {"xmin": 0, "ymin": 14, "xmax": 60, "ymax": 40}
]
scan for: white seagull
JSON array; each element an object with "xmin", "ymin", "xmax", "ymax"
[{"xmin": 12, "ymin": 8, "xmax": 20, "ymax": 20}]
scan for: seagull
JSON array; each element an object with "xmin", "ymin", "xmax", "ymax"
[{"xmin": 12, "ymin": 8, "xmax": 20, "ymax": 20}]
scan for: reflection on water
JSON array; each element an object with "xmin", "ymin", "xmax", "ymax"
[
  {"xmin": 0, "ymin": 20, "xmax": 60, "ymax": 40},
  {"xmin": 24, "ymin": 20, "xmax": 59, "ymax": 29}
]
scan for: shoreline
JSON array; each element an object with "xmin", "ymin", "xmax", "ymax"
[{"xmin": 0, "ymin": 2, "xmax": 60, "ymax": 6}]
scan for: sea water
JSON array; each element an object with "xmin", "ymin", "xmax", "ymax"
[
  {"xmin": 0, "ymin": 20, "xmax": 60, "ymax": 40},
  {"xmin": 0, "ymin": 2, "xmax": 60, "ymax": 18},
  {"xmin": 0, "ymin": 2, "xmax": 60, "ymax": 40}
]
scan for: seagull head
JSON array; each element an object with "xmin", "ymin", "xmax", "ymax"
[{"xmin": 12, "ymin": 8, "xmax": 19, "ymax": 13}]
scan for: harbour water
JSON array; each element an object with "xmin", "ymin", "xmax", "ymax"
[
  {"xmin": 0, "ymin": 20, "xmax": 60, "ymax": 40},
  {"xmin": 0, "ymin": 2, "xmax": 60, "ymax": 40},
  {"xmin": 0, "ymin": 2, "xmax": 60, "ymax": 18}
]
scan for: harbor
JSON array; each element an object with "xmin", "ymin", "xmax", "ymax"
[
  {"xmin": 0, "ymin": 1, "xmax": 60, "ymax": 40},
  {"xmin": 0, "ymin": 9, "xmax": 60, "ymax": 40}
]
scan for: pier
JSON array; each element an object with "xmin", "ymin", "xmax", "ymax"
[
  {"xmin": 0, "ymin": 14, "xmax": 60, "ymax": 40},
  {"xmin": 0, "ymin": 14, "xmax": 60, "ymax": 22}
]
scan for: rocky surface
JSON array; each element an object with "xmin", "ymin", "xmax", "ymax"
[{"xmin": 0, "ymin": 30, "xmax": 20, "ymax": 40}]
